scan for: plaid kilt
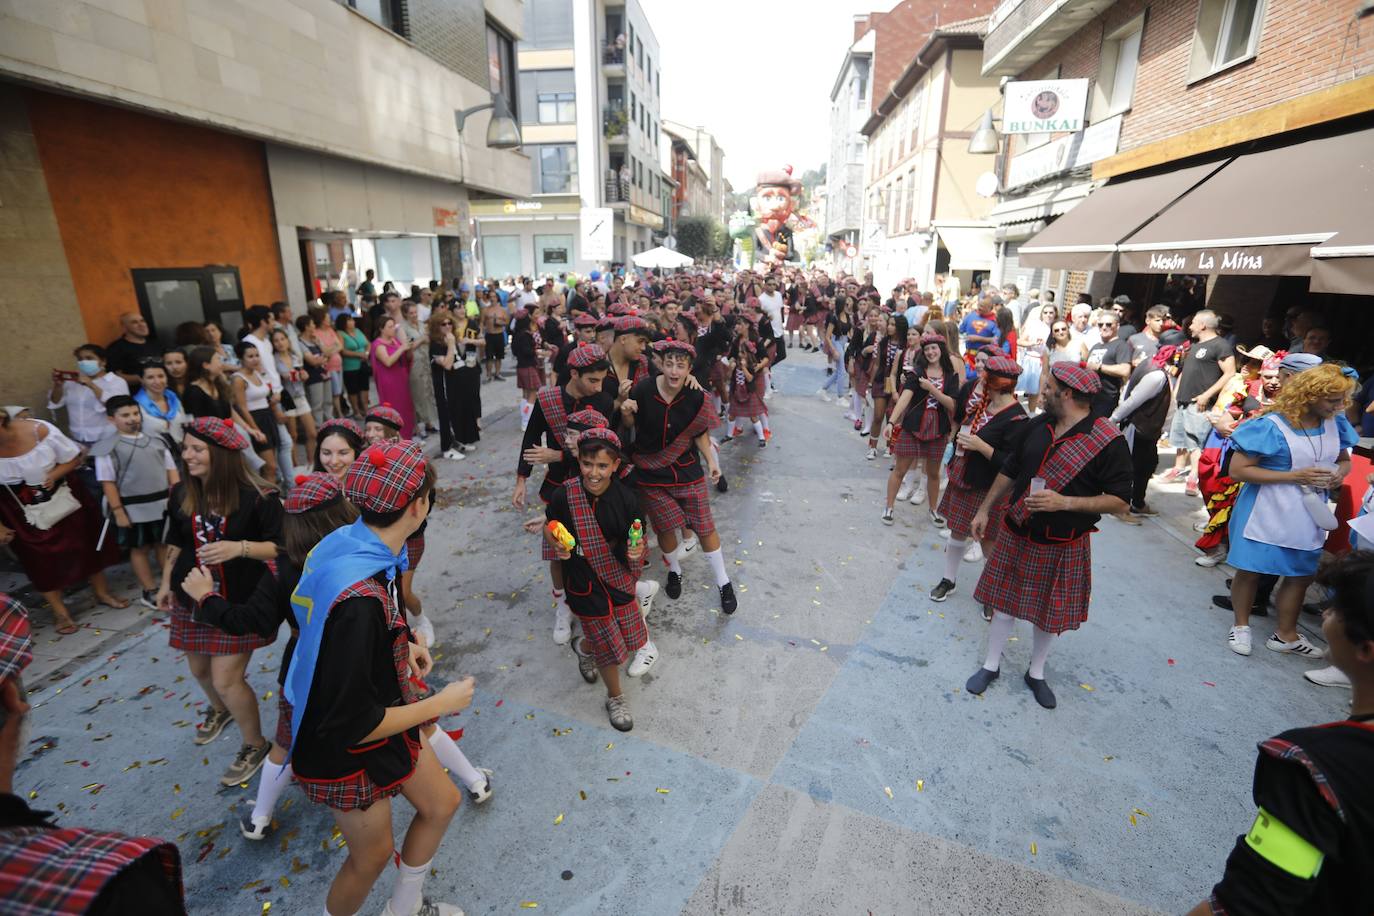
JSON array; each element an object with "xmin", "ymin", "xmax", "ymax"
[
  {"xmin": 405, "ymin": 534, "xmax": 425, "ymax": 570},
  {"xmin": 298, "ymin": 731, "xmax": 419, "ymax": 812},
  {"xmin": 580, "ymin": 600, "xmax": 648, "ymax": 668},
  {"xmin": 169, "ymin": 598, "xmax": 270, "ymax": 656},
  {"xmin": 641, "ymin": 477, "xmax": 715, "ymax": 538},
  {"xmin": 273, "ymin": 693, "xmax": 294, "ymax": 751},
  {"xmin": 516, "ymin": 367, "xmax": 545, "ymax": 390},
  {"xmin": 729, "ymin": 384, "xmax": 765, "ymax": 419},
  {"xmin": 710, "ymin": 360, "xmax": 730, "ymax": 391},
  {"xmin": 892, "ymin": 429, "xmax": 944, "ymax": 460},
  {"xmin": 973, "ymin": 526, "xmax": 1092, "ymax": 635},
  {"xmin": 0, "ymin": 826, "xmax": 184, "ymax": 916},
  {"xmin": 785, "ymin": 310, "xmax": 803, "ymax": 331},
  {"xmin": 939, "ymin": 484, "xmax": 1008, "ymax": 541}
]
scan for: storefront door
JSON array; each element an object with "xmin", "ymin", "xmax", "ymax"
[
  {"xmin": 534, "ymin": 234, "xmax": 573, "ymax": 277},
  {"xmin": 132, "ymin": 266, "xmax": 247, "ymax": 346},
  {"xmin": 482, "ymin": 235, "xmax": 523, "ymax": 280}
]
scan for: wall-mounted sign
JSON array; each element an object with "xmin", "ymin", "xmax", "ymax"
[
  {"xmin": 542, "ymin": 247, "xmax": 569, "ymax": 264},
  {"xmin": 581, "ymin": 207, "xmax": 614, "ymax": 261},
  {"xmin": 1003, "ymin": 79, "xmax": 1089, "ymax": 134},
  {"xmin": 1005, "ymin": 114, "xmax": 1122, "ymax": 189},
  {"xmin": 470, "ymin": 197, "xmax": 581, "ymax": 217},
  {"xmin": 627, "ymin": 204, "xmax": 664, "ymax": 230},
  {"xmin": 1119, "ymin": 244, "xmax": 1310, "ymax": 277},
  {"xmin": 433, "ymin": 207, "xmax": 460, "ymax": 229}
]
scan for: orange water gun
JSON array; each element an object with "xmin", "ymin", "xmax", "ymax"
[{"xmin": 546, "ymin": 520, "xmax": 576, "ymax": 551}]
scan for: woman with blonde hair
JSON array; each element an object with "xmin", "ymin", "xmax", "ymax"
[{"xmin": 1222, "ymin": 361, "xmax": 1357, "ymax": 659}]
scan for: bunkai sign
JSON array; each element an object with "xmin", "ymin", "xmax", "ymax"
[
  {"xmin": 1003, "ymin": 79, "xmax": 1089, "ymax": 134},
  {"xmin": 1120, "ymin": 244, "xmax": 1312, "ymax": 276}
]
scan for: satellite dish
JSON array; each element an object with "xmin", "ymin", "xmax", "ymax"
[{"xmin": 975, "ymin": 171, "xmax": 1000, "ymax": 198}]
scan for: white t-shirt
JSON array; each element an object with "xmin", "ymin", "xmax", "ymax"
[
  {"xmin": 243, "ymin": 331, "xmax": 282, "ymax": 393},
  {"xmin": 47, "ymin": 374, "xmax": 129, "ymax": 444},
  {"xmin": 95, "ymin": 435, "xmax": 177, "ymax": 481},
  {"xmin": 757, "ymin": 291, "xmax": 784, "ymax": 335}
]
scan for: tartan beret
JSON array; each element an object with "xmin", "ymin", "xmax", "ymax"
[
  {"xmin": 366, "ymin": 404, "xmax": 404, "ymax": 431},
  {"xmin": 285, "ymin": 472, "xmax": 343, "ymax": 514},
  {"xmin": 652, "ymin": 339, "xmax": 696, "ymax": 359},
  {"xmin": 919, "ymin": 332, "xmax": 946, "ymax": 346},
  {"xmin": 567, "ymin": 343, "xmax": 607, "ymax": 369},
  {"xmin": 567, "ymin": 408, "xmax": 609, "ymax": 430},
  {"xmin": 345, "ymin": 441, "xmax": 428, "ymax": 513},
  {"xmin": 613, "ymin": 316, "xmax": 651, "ymax": 338},
  {"xmin": 187, "ymin": 416, "xmax": 249, "ymax": 451},
  {"xmin": 1050, "ymin": 361, "xmax": 1102, "ymax": 394},
  {"xmin": 984, "ymin": 354, "xmax": 1022, "ymax": 379},
  {"xmin": 608, "ymin": 303, "xmax": 634, "ymax": 317},
  {"xmin": 572, "ymin": 313, "xmax": 599, "ymax": 328},
  {"xmin": 596, "ymin": 317, "xmax": 617, "ymax": 332},
  {"xmin": 319, "ymin": 417, "xmax": 363, "ymax": 439},
  {"xmin": 578, "ymin": 427, "xmax": 623, "ymax": 451},
  {"xmin": 0, "ymin": 594, "xmax": 33, "ymax": 683}
]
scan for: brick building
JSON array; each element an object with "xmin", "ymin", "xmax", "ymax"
[{"xmin": 978, "ymin": 0, "xmax": 1374, "ymax": 353}]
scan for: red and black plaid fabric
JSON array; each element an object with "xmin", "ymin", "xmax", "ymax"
[
  {"xmin": 284, "ymin": 472, "xmax": 341, "ymax": 515},
  {"xmin": 405, "ymin": 533, "xmax": 425, "ymax": 570},
  {"xmin": 578, "ymin": 427, "xmax": 622, "ymax": 451},
  {"xmin": 986, "ymin": 354, "xmax": 1021, "ymax": 379},
  {"xmin": 580, "ymin": 600, "xmax": 648, "ymax": 668},
  {"xmin": 319, "ymin": 417, "xmax": 363, "ymax": 439},
  {"xmin": 729, "ymin": 371, "xmax": 765, "ymax": 419},
  {"xmin": 641, "ymin": 477, "xmax": 715, "ymax": 538},
  {"xmin": 169, "ymin": 596, "xmax": 271, "ymax": 655},
  {"xmin": 567, "ymin": 343, "xmax": 606, "ymax": 368},
  {"xmin": 973, "ymin": 525, "xmax": 1092, "ymax": 634},
  {"xmin": 572, "ymin": 313, "xmax": 598, "ymax": 328},
  {"xmin": 344, "ymin": 441, "xmax": 427, "ymax": 513},
  {"xmin": 613, "ymin": 316, "xmax": 651, "ymax": 338},
  {"xmin": 1050, "ymin": 361, "xmax": 1101, "ymax": 394},
  {"xmin": 365, "ymin": 404, "xmax": 404, "ymax": 431},
  {"xmin": 566, "ymin": 478, "xmax": 640, "ymax": 596},
  {"xmin": 274, "ymin": 692, "xmax": 294, "ymax": 751},
  {"xmin": 0, "ymin": 826, "xmax": 184, "ymax": 915},
  {"xmin": 516, "ymin": 366, "xmax": 545, "ymax": 390},
  {"xmin": 536, "ymin": 386, "xmax": 572, "ymax": 446},
  {"xmin": 0, "ymin": 593, "xmax": 32, "ymax": 682},
  {"xmin": 939, "ymin": 484, "xmax": 1008, "ymax": 541},
  {"xmin": 651, "ymin": 339, "xmax": 696, "ymax": 360},
  {"xmin": 568, "ymin": 408, "xmax": 609, "ymax": 430},
  {"xmin": 632, "ymin": 394, "xmax": 719, "ymax": 472},
  {"xmin": 1006, "ymin": 418, "xmax": 1121, "ymax": 526},
  {"xmin": 186, "ymin": 416, "xmax": 249, "ymax": 451},
  {"xmin": 892, "ymin": 429, "xmax": 944, "ymax": 460}
]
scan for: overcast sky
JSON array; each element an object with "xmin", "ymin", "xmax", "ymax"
[{"xmin": 642, "ymin": 0, "xmax": 887, "ymax": 192}]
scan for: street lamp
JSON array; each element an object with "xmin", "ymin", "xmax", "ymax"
[
  {"xmin": 968, "ymin": 109, "xmax": 1001, "ymax": 155},
  {"xmin": 454, "ymin": 93, "xmax": 522, "ymax": 150}
]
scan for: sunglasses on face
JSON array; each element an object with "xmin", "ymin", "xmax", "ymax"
[{"xmin": 1053, "ymin": 326, "xmax": 1068, "ymax": 332}]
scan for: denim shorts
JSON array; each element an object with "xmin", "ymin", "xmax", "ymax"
[
  {"xmin": 1168, "ymin": 402, "xmax": 1212, "ymax": 450},
  {"xmin": 329, "ymin": 369, "xmax": 344, "ymax": 396}
]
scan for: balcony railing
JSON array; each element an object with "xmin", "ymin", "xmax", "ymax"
[
  {"xmin": 603, "ymin": 45, "xmax": 625, "ymax": 66},
  {"xmin": 604, "ymin": 172, "xmax": 631, "ymax": 203}
]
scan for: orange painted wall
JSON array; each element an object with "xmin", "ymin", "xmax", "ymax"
[{"xmin": 26, "ymin": 90, "xmax": 285, "ymax": 344}]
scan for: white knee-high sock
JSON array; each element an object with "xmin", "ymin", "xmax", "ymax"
[
  {"xmin": 983, "ymin": 612, "xmax": 1016, "ymax": 672},
  {"xmin": 664, "ymin": 546, "xmax": 683, "ymax": 575},
  {"xmin": 250, "ymin": 759, "xmax": 292, "ymax": 825},
  {"xmin": 703, "ymin": 548, "xmax": 730, "ymax": 587},
  {"xmin": 761, "ymin": 413, "xmax": 771, "ymax": 431},
  {"xmin": 390, "ymin": 857, "xmax": 431, "ymax": 916},
  {"xmin": 1029, "ymin": 626, "xmax": 1058, "ymax": 679},
  {"xmin": 427, "ymin": 727, "xmax": 485, "ymax": 790},
  {"xmin": 752, "ymin": 420, "xmax": 765, "ymax": 441},
  {"xmin": 943, "ymin": 539, "xmax": 965, "ymax": 582}
]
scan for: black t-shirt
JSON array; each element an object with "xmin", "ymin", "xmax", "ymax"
[
  {"xmin": 511, "ymin": 331, "xmax": 537, "ymax": 368},
  {"xmin": 1000, "ymin": 414, "xmax": 1133, "ymax": 542},
  {"xmin": 164, "ymin": 484, "xmax": 284, "ymax": 605},
  {"xmin": 1175, "ymin": 336, "xmax": 1235, "ymax": 407},
  {"xmin": 105, "ymin": 337, "xmax": 163, "ymax": 381},
  {"xmin": 692, "ymin": 318, "xmax": 731, "ymax": 385},
  {"xmin": 517, "ymin": 386, "xmax": 616, "ymax": 492},
  {"xmin": 899, "ymin": 370, "xmax": 958, "ymax": 437},
  {"xmin": 181, "ymin": 383, "xmax": 232, "ymax": 419},
  {"xmin": 545, "ymin": 477, "xmax": 641, "ymax": 616},
  {"xmin": 953, "ymin": 398, "xmax": 1030, "ymax": 490},
  {"xmin": 628, "ymin": 377, "xmax": 706, "ymax": 485},
  {"xmin": 1087, "ymin": 337, "xmax": 1134, "ymax": 411},
  {"xmin": 1211, "ymin": 719, "xmax": 1374, "ymax": 916}
]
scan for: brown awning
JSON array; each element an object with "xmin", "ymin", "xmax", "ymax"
[
  {"xmin": 1117, "ymin": 126, "xmax": 1374, "ymax": 278},
  {"xmin": 1018, "ymin": 161, "xmax": 1227, "ymax": 271}
]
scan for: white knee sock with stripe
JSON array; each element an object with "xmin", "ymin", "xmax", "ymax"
[{"xmin": 703, "ymin": 548, "xmax": 730, "ymax": 587}]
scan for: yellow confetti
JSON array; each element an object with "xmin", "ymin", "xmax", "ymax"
[
  {"xmin": 916, "ymin": 780, "xmax": 924, "ymax": 792},
  {"xmin": 578, "ymin": 790, "xmax": 587, "ymax": 801},
  {"xmin": 605, "ymin": 743, "xmax": 614, "ymax": 750},
  {"xmin": 1030, "ymin": 842, "xmax": 1038, "ymax": 855},
  {"xmin": 520, "ymin": 903, "xmax": 539, "ymax": 909},
  {"xmin": 279, "ymin": 876, "xmax": 290, "ymax": 887},
  {"xmin": 1103, "ymin": 756, "xmax": 1116, "ymax": 762},
  {"xmin": 883, "ymin": 786, "xmax": 893, "ymax": 799},
  {"xmin": 262, "ymin": 904, "xmax": 272, "ymax": 914},
  {"xmin": 484, "ymin": 627, "xmax": 491, "ymax": 636},
  {"xmin": 525, "ymin": 713, "xmax": 535, "ymax": 720},
  {"xmin": 1080, "ymin": 683, "xmax": 1094, "ymax": 691},
  {"xmin": 242, "ymin": 879, "xmax": 262, "ymax": 889},
  {"xmin": 553, "ymin": 813, "xmax": 564, "ymax": 825},
  {"xmin": 735, "ymin": 634, "xmax": 743, "ymax": 640},
  {"xmin": 812, "ymin": 599, "xmax": 821, "ymax": 606},
  {"xmin": 1129, "ymin": 814, "xmax": 1137, "ymax": 826},
  {"xmin": 820, "ymin": 646, "xmax": 829, "ymax": 652},
  {"xmin": 174, "ymin": 784, "xmax": 181, "ymax": 793},
  {"xmin": 810, "ymin": 639, "xmax": 821, "ymax": 645},
  {"xmin": 656, "ymin": 788, "xmax": 670, "ymax": 794},
  {"xmin": 170, "ymin": 807, "xmax": 185, "ymax": 820},
  {"xmin": 1133, "ymin": 807, "xmax": 1150, "ymax": 818}
]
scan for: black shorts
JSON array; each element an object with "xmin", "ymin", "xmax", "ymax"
[
  {"xmin": 484, "ymin": 333, "xmax": 506, "ymax": 360},
  {"xmin": 250, "ymin": 408, "xmax": 281, "ymax": 450},
  {"xmin": 115, "ymin": 517, "xmax": 165, "ymax": 549},
  {"xmin": 343, "ymin": 367, "xmax": 369, "ymax": 394}
]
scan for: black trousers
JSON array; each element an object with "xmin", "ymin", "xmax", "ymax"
[
  {"xmin": 1128, "ymin": 426, "xmax": 1160, "ymax": 508},
  {"xmin": 434, "ymin": 366, "xmax": 481, "ymax": 451}
]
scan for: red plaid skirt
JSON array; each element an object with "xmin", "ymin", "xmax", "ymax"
[
  {"xmin": 579, "ymin": 600, "xmax": 648, "ymax": 668},
  {"xmin": 516, "ymin": 367, "xmax": 545, "ymax": 390},
  {"xmin": 169, "ymin": 598, "xmax": 271, "ymax": 656},
  {"xmin": 892, "ymin": 429, "xmax": 944, "ymax": 460},
  {"xmin": 710, "ymin": 360, "xmax": 730, "ymax": 391},
  {"xmin": 939, "ymin": 485, "xmax": 1008, "ymax": 542},
  {"xmin": 274, "ymin": 693, "xmax": 293, "ymax": 751},
  {"xmin": 641, "ymin": 477, "xmax": 715, "ymax": 538},
  {"xmin": 785, "ymin": 311, "xmax": 803, "ymax": 331},
  {"xmin": 405, "ymin": 534, "xmax": 425, "ymax": 570},
  {"xmin": 973, "ymin": 526, "xmax": 1092, "ymax": 635},
  {"xmin": 299, "ymin": 731, "xmax": 420, "ymax": 812},
  {"xmin": 729, "ymin": 387, "xmax": 765, "ymax": 419}
]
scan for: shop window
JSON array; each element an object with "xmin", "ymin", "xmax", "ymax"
[
  {"xmin": 520, "ymin": 69, "xmax": 575, "ymax": 124},
  {"xmin": 482, "ymin": 235, "xmax": 522, "ymax": 280},
  {"xmin": 521, "ymin": 0, "xmax": 573, "ymax": 49},
  {"xmin": 1189, "ymin": 0, "xmax": 1265, "ymax": 82},
  {"xmin": 904, "ymin": 168, "xmax": 915, "ymax": 231},
  {"xmin": 487, "ymin": 20, "xmax": 519, "ymax": 121},
  {"xmin": 532, "ymin": 144, "xmax": 577, "ymax": 194},
  {"xmin": 1092, "ymin": 15, "xmax": 1143, "ymax": 119}
]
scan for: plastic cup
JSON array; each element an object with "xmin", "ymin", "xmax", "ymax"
[{"xmin": 1030, "ymin": 477, "xmax": 1047, "ymax": 494}]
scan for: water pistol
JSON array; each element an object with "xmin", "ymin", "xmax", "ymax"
[
  {"xmin": 628, "ymin": 519, "xmax": 643, "ymax": 549},
  {"xmin": 546, "ymin": 520, "xmax": 576, "ymax": 552}
]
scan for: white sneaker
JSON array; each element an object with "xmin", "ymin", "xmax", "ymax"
[
  {"xmin": 1195, "ymin": 551, "xmax": 1224, "ymax": 567},
  {"xmin": 817, "ymin": 389, "xmax": 833, "ymax": 402},
  {"xmin": 460, "ymin": 443, "xmax": 477, "ymax": 452},
  {"xmin": 963, "ymin": 541, "xmax": 983, "ymax": 563},
  {"xmin": 1265, "ymin": 633, "xmax": 1326, "ymax": 658},
  {"xmin": 1228, "ymin": 625, "xmax": 1252, "ymax": 656},
  {"xmin": 910, "ymin": 483, "xmax": 926, "ymax": 505},
  {"xmin": 636, "ymin": 579, "xmax": 659, "ymax": 617},
  {"xmin": 627, "ymin": 640, "xmax": 659, "ymax": 677},
  {"xmin": 408, "ymin": 612, "xmax": 436, "ymax": 649},
  {"xmin": 442, "ymin": 448, "xmax": 462, "ymax": 460},
  {"xmin": 866, "ymin": 448, "xmax": 877, "ymax": 460},
  {"xmin": 467, "ymin": 767, "xmax": 495, "ymax": 804},
  {"xmin": 552, "ymin": 603, "xmax": 572, "ymax": 645},
  {"xmin": 681, "ymin": 531, "xmax": 699, "ymax": 553},
  {"xmin": 896, "ymin": 482, "xmax": 913, "ymax": 502},
  {"xmin": 1302, "ymin": 665, "xmax": 1351, "ymax": 688},
  {"xmin": 844, "ymin": 410, "xmax": 857, "ymax": 421}
]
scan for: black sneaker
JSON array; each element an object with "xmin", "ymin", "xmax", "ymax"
[
  {"xmin": 965, "ymin": 667, "xmax": 999, "ymax": 695},
  {"xmin": 719, "ymin": 583, "xmax": 738, "ymax": 615},
  {"xmin": 1024, "ymin": 672, "xmax": 1057, "ymax": 709},
  {"xmin": 716, "ymin": 475, "xmax": 729, "ymax": 493},
  {"xmin": 1212, "ymin": 594, "xmax": 1268, "ymax": 617},
  {"xmin": 665, "ymin": 571, "xmax": 682, "ymax": 599},
  {"xmin": 930, "ymin": 578, "xmax": 956, "ymax": 602},
  {"xmin": 758, "ymin": 438, "xmax": 766, "ymax": 448}
]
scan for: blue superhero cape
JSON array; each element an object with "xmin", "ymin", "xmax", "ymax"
[{"xmin": 283, "ymin": 517, "xmax": 409, "ymax": 751}]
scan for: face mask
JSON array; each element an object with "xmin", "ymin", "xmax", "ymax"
[{"xmin": 77, "ymin": 359, "xmax": 100, "ymax": 376}]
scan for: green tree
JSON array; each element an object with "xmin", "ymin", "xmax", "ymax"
[{"xmin": 677, "ymin": 216, "xmax": 725, "ymax": 260}]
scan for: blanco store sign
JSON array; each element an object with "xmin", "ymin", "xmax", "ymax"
[
  {"xmin": 1003, "ymin": 79, "xmax": 1090, "ymax": 134},
  {"xmin": 1005, "ymin": 115, "xmax": 1123, "ymax": 189}
]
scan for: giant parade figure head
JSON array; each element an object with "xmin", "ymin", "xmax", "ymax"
[{"xmin": 751, "ymin": 165, "xmax": 803, "ymax": 266}]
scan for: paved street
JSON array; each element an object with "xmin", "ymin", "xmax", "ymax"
[{"xmin": 11, "ymin": 349, "xmax": 1345, "ymax": 915}]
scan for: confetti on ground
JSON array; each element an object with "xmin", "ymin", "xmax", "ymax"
[
  {"xmin": 1030, "ymin": 842, "xmax": 1038, "ymax": 855},
  {"xmin": 1103, "ymin": 756, "xmax": 1116, "ymax": 762},
  {"xmin": 735, "ymin": 634, "xmax": 743, "ymax": 640},
  {"xmin": 655, "ymin": 788, "xmax": 670, "ymax": 794},
  {"xmin": 170, "ymin": 807, "xmax": 185, "ymax": 820},
  {"xmin": 1133, "ymin": 807, "xmax": 1150, "ymax": 817},
  {"xmin": 495, "ymin": 700, "xmax": 503, "ymax": 707},
  {"xmin": 1080, "ymin": 684, "xmax": 1094, "ymax": 691},
  {"xmin": 525, "ymin": 713, "xmax": 535, "ymax": 720},
  {"xmin": 883, "ymin": 786, "xmax": 893, "ymax": 800},
  {"xmin": 810, "ymin": 639, "xmax": 820, "ymax": 645},
  {"xmin": 553, "ymin": 813, "xmax": 564, "ymax": 825},
  {"xmin": 262, "ymin": 903, "xmax": 272, "ymax": 914},
  {"xmin": 916, "ymin": 780, "xmax": 924, "ymax": 792},
  {"xmin": 605, "ymin": 743, "xmax": 614, "ymax": 750},
  {"xmin": 1167, "ymin": 658, "xmax": 1176, "ymax": 666},
  {"xmin": 520, "ymin": 904, "xmax": 539, "ymax": 910},
  {"xmin": 1202, "ymin": 681, "xmax": 1216, "ymax": 687},
  {"xmin": 578, "ymin": 790, "xmax": 587, "ymax": 801}
]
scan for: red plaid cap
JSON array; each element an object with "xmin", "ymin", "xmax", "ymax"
[
  {"xmin": 1051, "ymin": 361, "xmax": 1102, "ymax": 394},
  {"xmin": 285, "ymin": 472, "xmax": 343, "ymax": 515},
  {"xmin": 568, "ymin": 408, "xmax": 609, "ymax": 430},
  {"xmin": 919, "ymin": 332, "xmax": 945, "ymax": 346},
  {"xmin": 366, "ymin": 404, "xmax": 404, "ymax": 431},
  {"xmin": 0, "ymin": 594, "xmax": 33, "ymax": 683},
  {"xmin": 613, "ymin": 316, "xmax": 651, "ymax": 337},
  {"xmin": 985, "ymin": 354, "xmax": 1022, "ymax": 379},
  {"xmin": 572, "ymin": 313, "xmax": 598, "ymax": 328},
  {"xmin": 608, "ymin": 303, "xmax": 633, "ymax": 317},
  {"xmin": 652, "ymin": 339, "xmax": 696, "ymax": 359},
  {"xmin": 596, "ymin": 317, "xmax": 617, "ymax": 331},
  {"xmin": 187, "ymin": 416, "xmax": 249, "ymax": 451},
  {"xmin": 320, "ymin": 417, "xmax": 363, "ymax": 439},
  {"xmin": 567, "ymin": 343, "xmax": 607, "ymax": 368},
  {"xmin": 578, "ymin": 427, "xmax": 623, "ymax": 450},
  {"xmin": 345, "ymin": 440, "xmax": 428, "ymax": 513}
]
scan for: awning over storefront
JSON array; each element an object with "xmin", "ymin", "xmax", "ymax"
[
  {"xmin": 1311, "ymin": 244, "xmax": 1374, "ymax": 295},
  {"xmin": 1018, "ymin": 160, "xmax": 1226, "ymax": 271},
  {"xmin": 1116, "ymin": 128, "xmax": 1372, "ymax": 279},
  {"xmin": 987, "ymin": 180, "xmax": 1096, "ymax": 227},
  {"xmin": 936, "ymin": 225, "xmax": 996, "ymax": 270}
]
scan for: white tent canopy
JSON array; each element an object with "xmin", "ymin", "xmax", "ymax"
[{"xmin": 631, "ymin": 246, "xmax": 694, "ymax": 269}]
